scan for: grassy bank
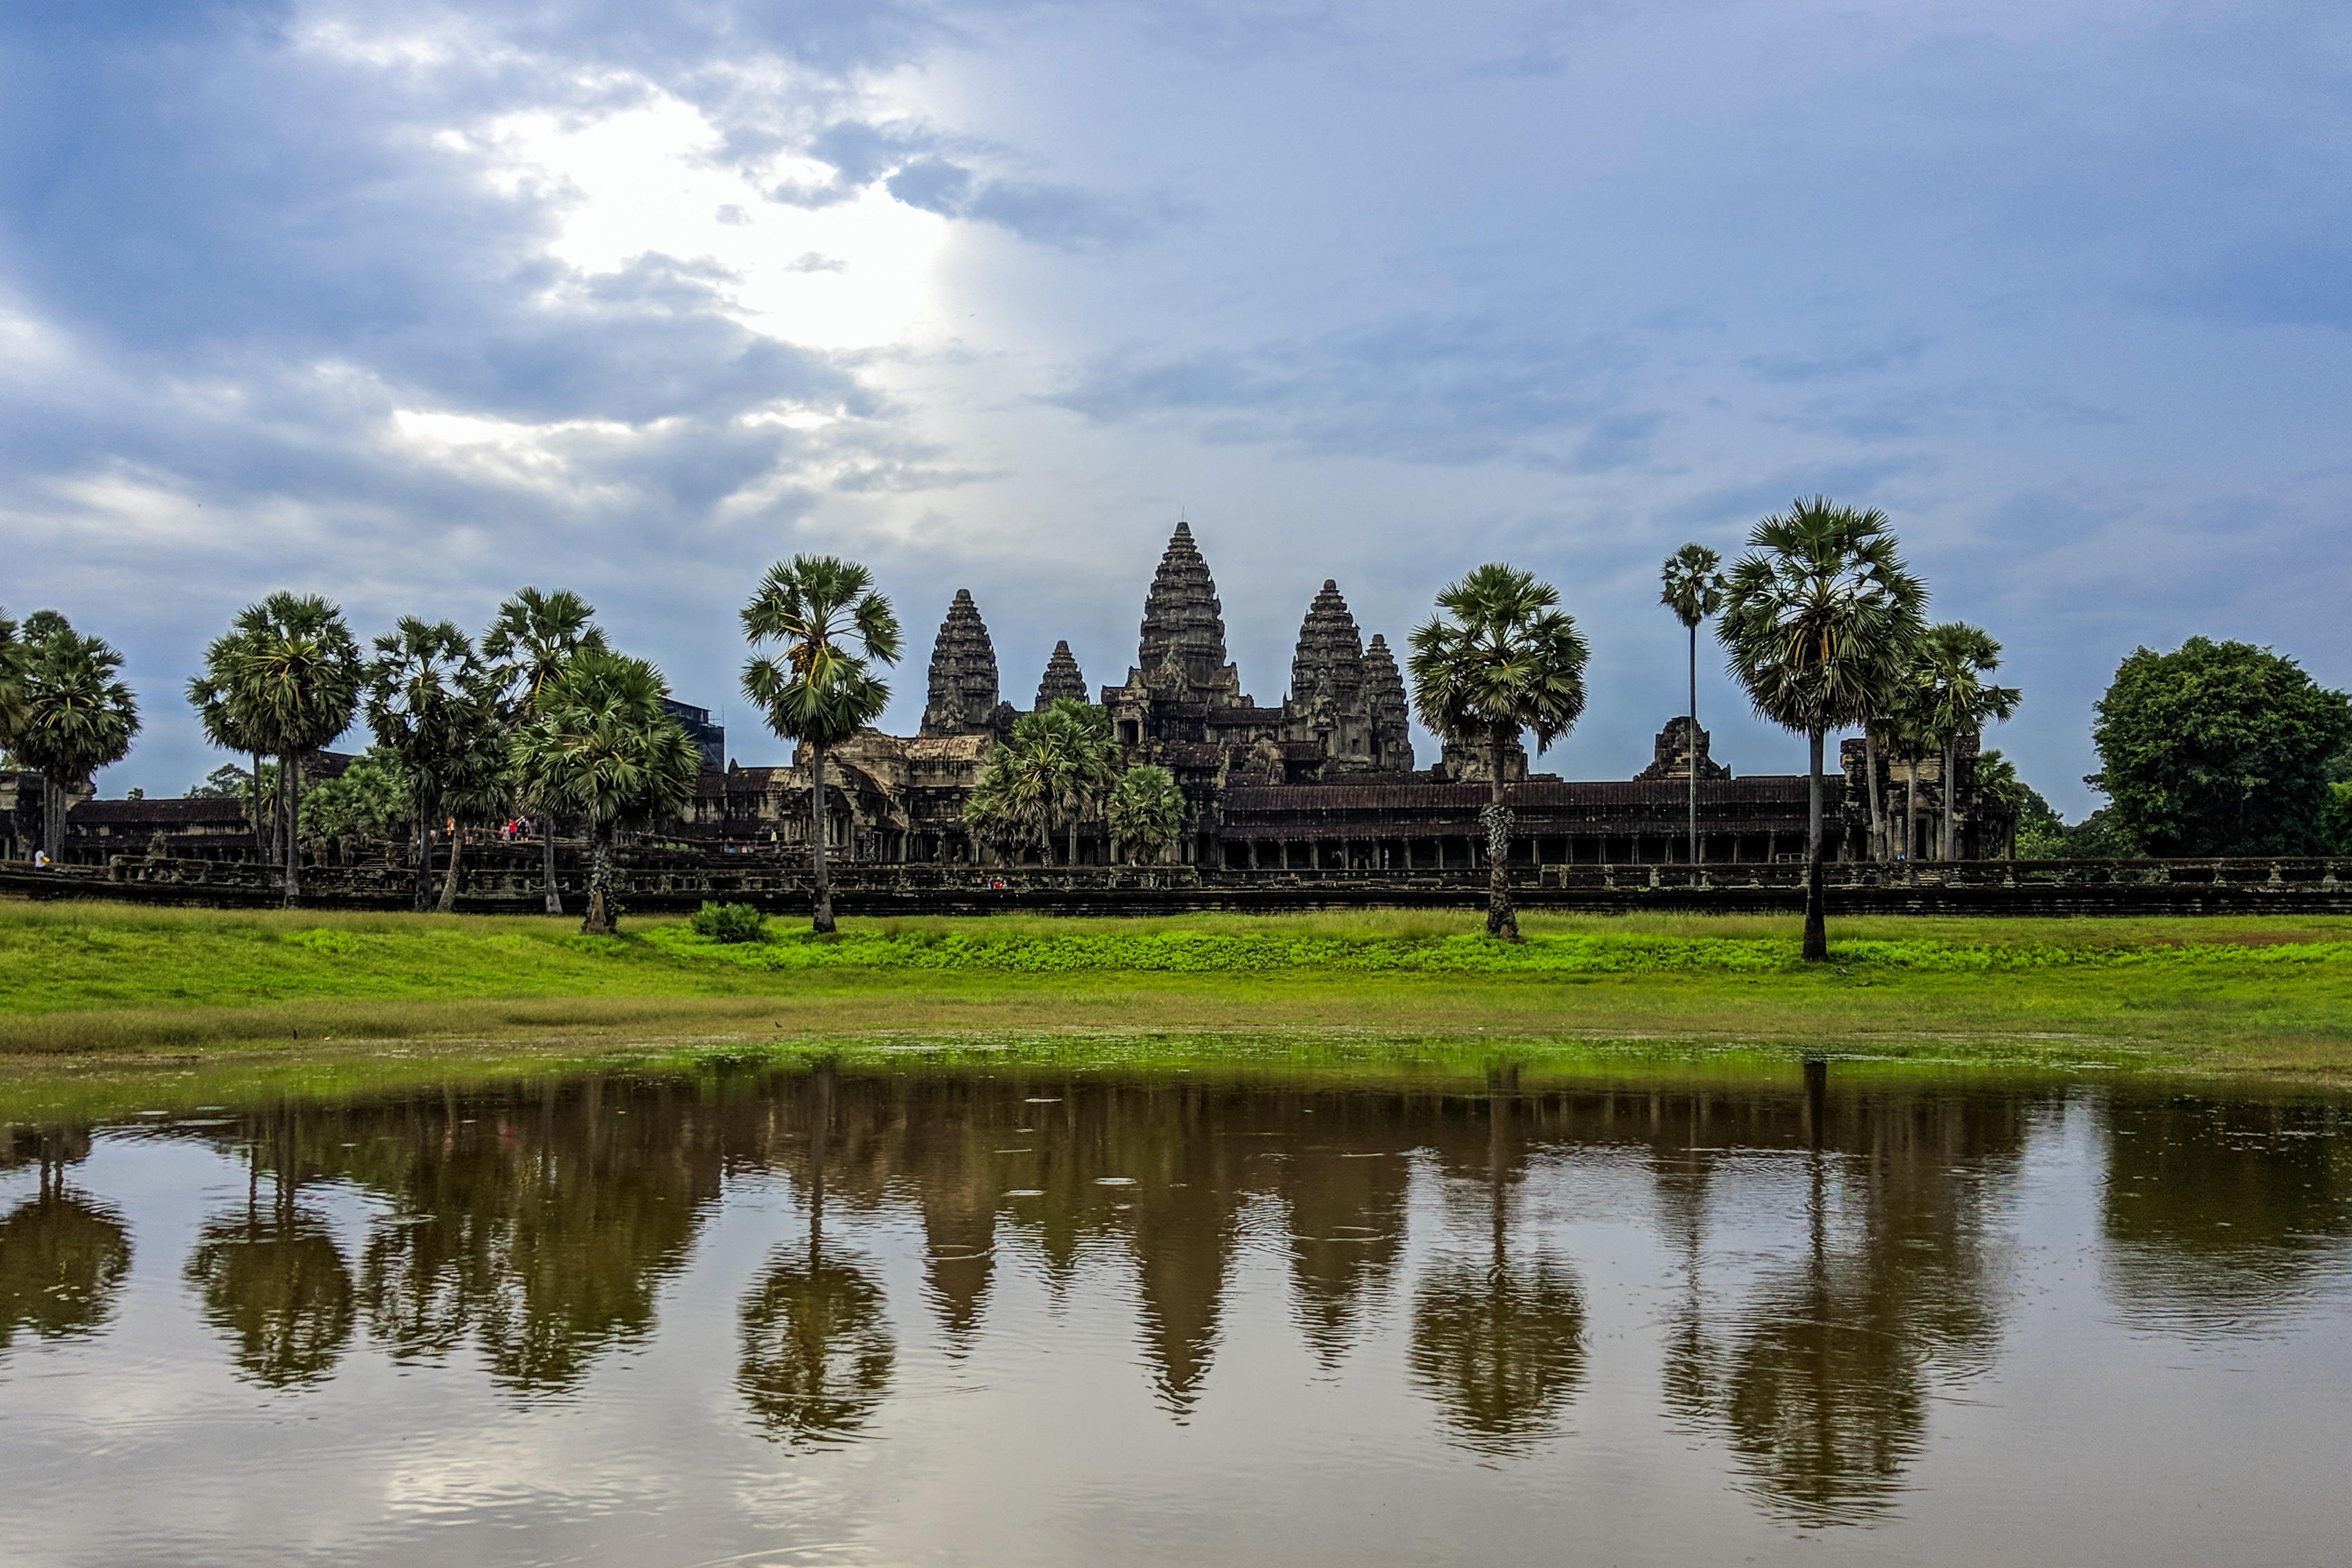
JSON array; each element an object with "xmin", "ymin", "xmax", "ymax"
[{"xmin": 5, "ymin": 899, "xmax": 2352, "ymax": 1080}]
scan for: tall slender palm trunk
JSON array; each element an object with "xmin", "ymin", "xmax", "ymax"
[
  {"xmin": 1686, "ymin": 625, "xmax": 1700, "ymax": 868},
  {"xmin": 809, "ymin": 743, "xmax": 834, "ymax": 934},
  {"xmin": 1864, "ymin": 731, "xmax": 1888, "ymax": 863},
  {"xmin": 42, "ymin": 777, "xmax": 64, "ymax": 864},
  {"xmin": 252, "ymin": 753, "xmax": 267, "ymax": 861},
  {"xmin": 438, "ymin": 820, "xmax": 463, "ymax": 912},
  {"xmin": 412, "ymin": 805, "xmax": 433, "ymax": 912},
  {"xmin": 1941, "ymin": 740, "xmax": 1959, "ymax": 861},
  {"xmin": 282, "ymin": 752, "xmax": 302, "ymax": 908},
  {"xmin": 1487, "ymin": 723, "xmax": 1520, "ymax": 942},
  {"xmin": 582, "ymin": 826, "xmax": 616, "ymax": 935},
  {"xmin": 1803, "ymin": 729, "xmax": 1828, "ymax": 962},
  {"xmin": 542, "ymin": 818, "xmax": 562, "ymax": 915},
  {"xmin": 1905, "ymin": 764, "xmax": 1920, "ymax": 866},
  {"xmin": 276, "ymin": 763, "xmax": 291, "ymax": 884}
]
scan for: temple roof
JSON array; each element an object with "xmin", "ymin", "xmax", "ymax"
[
  {"xmin": 1362, "ymin": 634, "xmax": 1408, "ymax": 721},
  {"xmin": 1137, "ymin": 521, "xmax": 1231, "ymax": 687},
  {"xmin": 921, "ymin": 589, "xmax": 1001, "ymax": 738},
  {"xmin": 1035, "ymin": 639, "xmax": 1088, "ymax": 709},
  {"xmin": 1288, "ymin": 578, "xmax": 1364, "ymax": 707}
]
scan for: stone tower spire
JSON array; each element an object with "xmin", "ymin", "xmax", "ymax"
[
  {"xmin": 1288, "ymin": 579, "xmax": 1365, "ymax": 710},
  {"xmin": 919, "ymin": 589, "xmax": 1002, "ymax": 738},
  {"xmin": 1362, "ymin": 632, "xmax": 1415, "ymax": 772},
  {"xmin": 1035, "ymin": 640, "xmax": 1088, "ymax": 709},
  {"xmin": 1137, "ymin": 520, "xmax": 1231, "ymax": 687}
]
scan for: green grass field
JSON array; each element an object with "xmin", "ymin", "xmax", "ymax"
[{"xmin": 5, "ymin": 898, "xmax": 2352, "ymax": 1082}]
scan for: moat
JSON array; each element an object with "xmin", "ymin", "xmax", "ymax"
[{"xmin": 5, "ymin": 1060, "xmax": 2349, "ymax": 1566}]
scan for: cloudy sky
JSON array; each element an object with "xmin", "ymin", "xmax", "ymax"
[{"xmin": 3, "ymin": 1, "xmax": 2346, "ymax": 810}]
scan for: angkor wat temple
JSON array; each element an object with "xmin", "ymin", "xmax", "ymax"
[
  {"xmin": 2, "ymin": 520, "xmax": 2007, "ymax": 876},
  {"xmin": 681, "ymin": 522, "xmax": 2009, "ymax": 870}
]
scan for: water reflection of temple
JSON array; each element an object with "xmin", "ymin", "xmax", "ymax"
[{"xmin": 12, "ymin": 1070, "xmax": 2351, "ymax": 1526}]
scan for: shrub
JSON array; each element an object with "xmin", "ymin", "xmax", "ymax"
[{"xmin": 690, "ymin": 902, "xmax": 769, "ymax": 944}]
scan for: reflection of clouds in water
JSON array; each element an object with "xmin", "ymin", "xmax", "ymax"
[
  {"xmin": 2100, "ymin": 1097, "xmax": 2352, "ymax": 1339},
  {"xmin": 6, "ymin": 1069, "xmax": 2352, "ymax": 1562}
]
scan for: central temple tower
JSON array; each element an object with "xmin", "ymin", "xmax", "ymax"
[{"xmin": 1136, "ymin": 522, "xmax": 1241, "ymax": 696}]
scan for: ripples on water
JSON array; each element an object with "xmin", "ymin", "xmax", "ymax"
[{"xmin": 3, "ymin": 1064, "xmax": 2349, "ymax": 1565}]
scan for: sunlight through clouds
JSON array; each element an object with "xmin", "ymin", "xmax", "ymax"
[{"xmin": 458, "ymin": 94, "xmax": 951, "ymax": 353}]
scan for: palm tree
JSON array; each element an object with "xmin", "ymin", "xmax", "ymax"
[
  {"xmin": 1718, "ymin": 498, "xmax": 1926, "ymax": 961},
  {"xmin": 1915, "ymin": 623, "xmax": 2021, "ymax": 861},
  {"xmin": 481, "ymin": 588, "xmax": 609, "ymax": 914},
  {"xmin": 431, "ymin": 691, "xmax": 512, "ymax": 912},
  {"xmin": 188, "ymin": 636, "xmax": 272, "ymax": 863},
  {"xmin": 1407, "ymin": 564, "xmax": 1589, "ymax": 941},
  {"xmin": 0, "ymin": 607, "xmax": 30, "ymax": 757},
  {"xmin": 1874, "ymin": 689, "xmax": 1937, "ymax": 865},
  {"xmin": 963, "ymin": 749, "xmax": 1049, "ymax": 866},
  {"xmin": 12, "ymin": 613, "xmax": 141, "ymax": 866},
  {"xmin": 365, "ymin": 618, "xmax": 488, "ymax": 912},
  {"xmin": 1037, "ymin": 699, "xmax": 1121, "ymax": 865},
  {"xmin": 225, "ymin": 594, "xmax": 362, "ymax": 907},
  {"xmin": 510, "ymin": 649, "xmax": 700, "ymax": 934},
  {"xmin": 1660, "ymin": 543, "xmax": 1725, "ymax": 868},
  {"xmin": 1108, "ymin": 763, "xmax": 1186, "ymax": 864},
  {"xmin": 741, "ymin": 557, "xmax": 901, "ymax": 934}
]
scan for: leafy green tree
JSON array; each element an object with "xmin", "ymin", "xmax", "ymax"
[
  {"xmin": 366, "ymin": 618, "xmax": 492, "ymax": 912},
  {"xmin": 741, "ymin": 556, "xmax": 901, "ymax": 933},
  {"xmin": 2062, "ymin": 806, "xmax": 2139, "ymax": 859},
  {"xmin": 189, "ymin": 763, "xmax": 256, "ymax": 800},
  {"xmin": 481, "ymin": 587, "xmax": 609, "ymax": 914},
  {"xmin": 223, "ymin": 594, "xmax": 363, "ymax": 906},
  {"xmin": 1409, "ymin": 564, "xmax": 1590, "ymax": 941},
  {"xmin": 1973, "ymin": 750, "xmax": 2057, "ymax": 859},
  {"xmin": 1108, "ymin": 763, "xmax": 1186, "ymax": 864},
  {"xmin": 2090, "ymin": 637, "xmax": 2352, "ymax": 856},
  {"xmin": 1718, "ymin": 499, "xmax": 1925, "ymax": 960},
  {"xmin": 510, "ymin": 649, "xmax": 700, "ymax": 934},
  {"xmin": 12, "ymin": 613, "xmax": 141, "ymax": 865},
  {"xmin": 299, "ymin": 747, "xmax": 413, "ymax": 843},
  {"xmin": 2323, "ymin": 783, "xmax": 2352, "ymax": 855},
  {"xmin": 1660, "ymin": 543, "xmax": 1725, "ymax": 866},
  {"xmin": 1914, "ymin": 623, "xmax": 2021, "ymax": 861}
]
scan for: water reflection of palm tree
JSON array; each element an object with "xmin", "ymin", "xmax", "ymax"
[
  {"xmin": 1662, "ymin": 1078, "xmax": 2017, "ymax": 1526},
  {"xmin": 738, "ymin": 1068, "xmax": 895, "ymax": 1446},
  {"xmin": 0, "ymin": 1146, "xmax": 133, "ymax": 1352},
  {"xmin": 185, "ymin": 1132, "xmax": 355, "ymax": 1389},
  {"xmin": 1407, "ymin": 1093, "xmax": 1585, "ymax": 1457},
  {"xmin": 356, "ymin": 1074, "xmax": 712, "ymax": 1393},
  {"xmin": 1711, "ymin": 1153, "xmax": 1927, "ymax": 1526}
]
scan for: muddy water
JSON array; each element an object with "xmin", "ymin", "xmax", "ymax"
[{"xmin": 3, "ymin": 1064, "xmax": 2349, "ymax": 1566}]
